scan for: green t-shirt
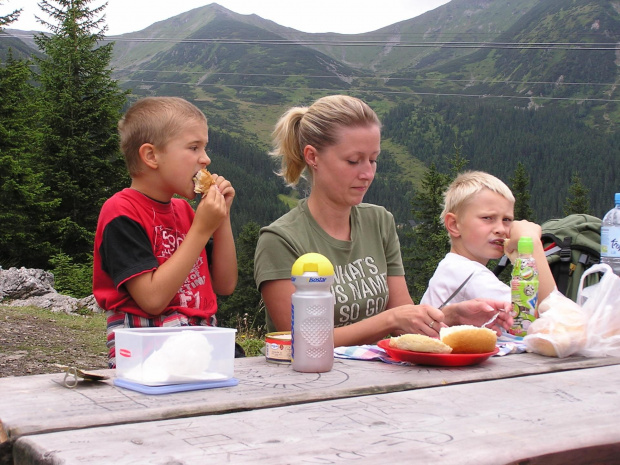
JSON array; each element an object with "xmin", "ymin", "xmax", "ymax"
[{"xmin": 254, "ymin": 199, "xmax": 404, "ymax": 332}]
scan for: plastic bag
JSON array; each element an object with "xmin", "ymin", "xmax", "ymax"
[
  {"xmin": 523, "ymin": 289, "xmax": 587, "ymax": 358},
  {"xmin": 576, "ymin": 264, "xmax": 620, "ymax": 357}
]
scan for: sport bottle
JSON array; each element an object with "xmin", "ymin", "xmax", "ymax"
[{"xmin": 291, "ymin": 253, "xmax": 335, "ymax": 373}]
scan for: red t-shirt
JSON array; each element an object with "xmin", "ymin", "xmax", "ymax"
[{"xmin": 93, "ymin": 188, "xmax": 217, "ymax": 320}]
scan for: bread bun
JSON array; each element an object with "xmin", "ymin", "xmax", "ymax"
[
  {"xmin": 193, "ymin": 169, "xmax": 215, "ymax": 194},
  {"xmin": 524, "ymin": 334, "xmax": 563, "ymax": 357},
  {"xmin": 524, "ymin": 297, "xmax": 587, "ymax": 358},
  {"xmin": 440, "ymin": 325, "xmax": 497, "ymax": 354},
  {"xmin": 389, "ymin": 334, "xmax": 452, "ymax": 354}
]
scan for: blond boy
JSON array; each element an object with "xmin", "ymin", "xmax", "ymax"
[{"xmin": 421, "ymin": 171, "xmax": 555, "ymax": 308}]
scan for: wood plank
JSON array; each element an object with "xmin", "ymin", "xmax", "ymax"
[
  {"xmin": 13, "ymin": 365, "xmax": 620, "ymax": 465},
  {"xmin": 1, "ymin": 352, "xmax": 619, "ymax": 439}
]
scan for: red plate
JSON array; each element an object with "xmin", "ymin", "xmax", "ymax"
[{"xmin": 377, "ymin": 339, "xmax": 499, "ymax": 367}]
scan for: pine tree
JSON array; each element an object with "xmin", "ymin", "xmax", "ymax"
[
  {"xmin": 0, "ymin": 1, "xmax": 21, "ymax": 28},
  {"xmin": 510, "ymin": 162, "xmax": 535, "ymax": 221},
  {"xmin": 563, "ymin": 173, "xmax": 591, "ymax": 215},
  {"xmin": 447, "ymin": 141, "xmax": 468, "ymax": 178},
  {"xmin": 0, "ymin": 51, "xmax": 59, "ymax": 268},
  {"xmin": 403, "ymin": 163, "xmax": 450, "ymax": 303},
  {"xmin": 33, "ymin": 0, "xmax": 128, "ymax": 262}
]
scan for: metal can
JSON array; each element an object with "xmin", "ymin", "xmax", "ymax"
[{"xmin": 265, "ymin": 331, "xmax": 292, "ymax": 364}]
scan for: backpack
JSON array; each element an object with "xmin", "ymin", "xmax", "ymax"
[
  {"xmin": 541, "ymin": 214, "xmax": 601, "ymax": 302},
  {"xmin": 493, "ymin": 214, "xmax": 601, "ymax": 302}
]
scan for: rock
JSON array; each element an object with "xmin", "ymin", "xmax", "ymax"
[
  {"xmin": 0, "ymin": 267, "xmax": 55, "ymax": 300},
  {"xmin": 79, "ymin": 294, "xmax": 104, "ymax": 313},
  {"xmin": 0, "ymin": 267, "xmax": 103, "ymax": 315}
]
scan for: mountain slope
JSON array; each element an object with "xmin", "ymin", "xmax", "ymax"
[
  {"xmin": 302, "ymin": 0, "xmax": 541, "ymax": 74},
  {"xmin": 108, "ymin": 1, "xmax": 543, "ymax": 78},
  {"xmin": 411, "ymin": 0, "xmax": 620, "ymax": 119},
  {"xmin": 3, "ymin": 0, "xmax": 617, "ymax": 221},
  {"xmin": 0, "ymin": 30, "xmax": 41, "ymax": 60}
]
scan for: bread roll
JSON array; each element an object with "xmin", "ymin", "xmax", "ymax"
[
  {"xmin": 524, "ymin": 296, "xmax": 587, "ymax": 358},
  {"xmin": 440, "ymin": 325, "xmax": 497, "ymax": 354},
  {"xmin": 193, "ymin": 169, "xmax": 215, "ymax": 194},
  {"xmin": 389, "ymin": 334, "xmax": 453, "ymax": 354},
  {"xmin": 525, "ymin": 334, "xmax": 563, "ymax": 357}
]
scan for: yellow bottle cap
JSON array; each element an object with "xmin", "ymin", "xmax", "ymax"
[{"xmin": 291, "ymin": 253, "xmax": 334, "ymax": 276}]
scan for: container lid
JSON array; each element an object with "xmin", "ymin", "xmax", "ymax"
[
  {"xmin": 114, "ymin": 377, "xmax": 238, "ymax": 394},
  {"xmin": 291, "ymin": 253, "xmax": 334, "ymax": 276},
  {"xmin": 615, "ymin": 192, "xmax": 620, "ymax": 204},
  {"xmin": 517, "ymin": 236, "xmax": 534, "ymax": 254}
]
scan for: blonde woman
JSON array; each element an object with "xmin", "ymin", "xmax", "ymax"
[{"xmin": 254, "ymin": 95, "xmax": 512, "ymax": 347}]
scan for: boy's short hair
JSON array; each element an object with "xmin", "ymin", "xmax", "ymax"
[
  {"xmin": 441, "ymin": 171, "xmax": 515, "ymax": 225},
  {"xmin": 118, "ymin": 97, "xmax": 208, "ymax": 177}
]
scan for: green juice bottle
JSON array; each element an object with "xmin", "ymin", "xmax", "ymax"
[{"xmin": 509, "ymin": 236, "xmax": 539, "ymax": 337}]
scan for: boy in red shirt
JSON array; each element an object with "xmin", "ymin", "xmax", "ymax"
[{"xmin": 93, "ymin": 97, "xmax": 237, "ymax": 368}]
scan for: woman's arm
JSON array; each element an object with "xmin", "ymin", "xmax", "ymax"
[
  {"xmin": 261, "ymin": 275, "xmax": 445, "ymax": 347},
  {"xmin": 441, "ymin": 299, "xmax": 513, "ymax": 334}
]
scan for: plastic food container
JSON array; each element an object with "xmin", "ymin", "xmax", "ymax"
[{"xmin": 114, "ymin": 326, "xmax": 236, "ymax": 386}]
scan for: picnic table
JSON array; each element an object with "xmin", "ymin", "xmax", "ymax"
[{"xmin": 2, "ymin": 351, "xmax": 620, "ymax": 464}]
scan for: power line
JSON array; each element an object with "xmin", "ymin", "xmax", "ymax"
[
  {"xmin": 118, "ymin": 79, "xmax": 620, "ymax": 102},
  {"xmin": 5, "ymin": 63, "xmax": 615, "ymax": 99},
  {"xmin": 112, "ymin": 69, "xmax": 619, "ymax": 87},
  {"xmin": 103, "ymin": 37, "xmax": 620, "ymax": 51},
  {"xmin": 8, "ymin": 63, "xmax": 617, "ymax": 90},
  {"xmin": 4, "ymin": 33, "xmax": 620, "ymax": 50},
  {"xmin": 5, "ymin": 33, "xmax": 618, "ymax": 100}
]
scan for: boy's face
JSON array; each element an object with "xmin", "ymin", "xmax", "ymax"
[
  {"xmin": 450, "ymin": 189, "xmax": 514, "ymax": 265},
  {"xmin": 155, "ymin": 120, "xmax": 210, "ymax": 200}
]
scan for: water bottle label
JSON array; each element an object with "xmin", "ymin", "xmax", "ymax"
[{"xmin": 601, "ymin": 226, "xmax": 620, "ymax": 258}]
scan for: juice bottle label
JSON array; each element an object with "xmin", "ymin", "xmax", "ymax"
[{"xmin": 510, "ymin": 256, "xmax": 539, "ymax": 337}]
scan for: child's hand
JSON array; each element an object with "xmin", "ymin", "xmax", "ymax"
[
  {"xmin": 506, "ymin": 220, "xmax": 542, "ymax": 262},
  {"xmin": 193, "ymin": 184, "xmax": 227, "ymax": 237},
  {"xmin": 211, "ymin": 173, "xmax": 235, "ymax": 212},
  {"xmin": 510, "ymin": 220, "xmax": 542, "ymax": 239}
]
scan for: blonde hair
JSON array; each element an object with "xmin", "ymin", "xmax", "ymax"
[
  {"xmin": 441, "ymin": 171, "xmax": 515, "ymax": 224},
  {"xmin": 118, "ymin": 97, "xmax": 208, "ymax": 177},
  {"xmin": 270, "ymin": 95, "xmax": 381, "ymax": 185}
]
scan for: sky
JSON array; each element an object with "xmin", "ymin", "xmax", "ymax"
[{"xmin": 6, "ymin": 0, "xmax": 451, "ymax": 35}]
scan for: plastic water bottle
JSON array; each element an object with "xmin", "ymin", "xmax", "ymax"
[
  {"xmin": 291, "ymin": 253, "xmax": 335, "ymax": 373},
  {"xmin": 509, "ymin": 237, "xmax": 539, "ymax": 337},
  {"xmin": 601, "ymin": 192, "xmax": 620, "ymax": 276}
]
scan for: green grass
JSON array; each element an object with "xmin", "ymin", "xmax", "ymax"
[
  {"xmin": 7, "ymin": 305, "xmax": 107, "ymax": 354},
  {"xmin": 381, "ymin": 138, "xmax": 428, "ymax": 188}
]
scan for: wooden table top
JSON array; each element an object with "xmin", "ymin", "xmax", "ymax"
[
  {"xmin": 11, "ymin": 363, "xmax": 620, "ymax": 465},
  {"xmin": 1, "ymin": 351, "xmax": 619, "ymax": 439}
]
